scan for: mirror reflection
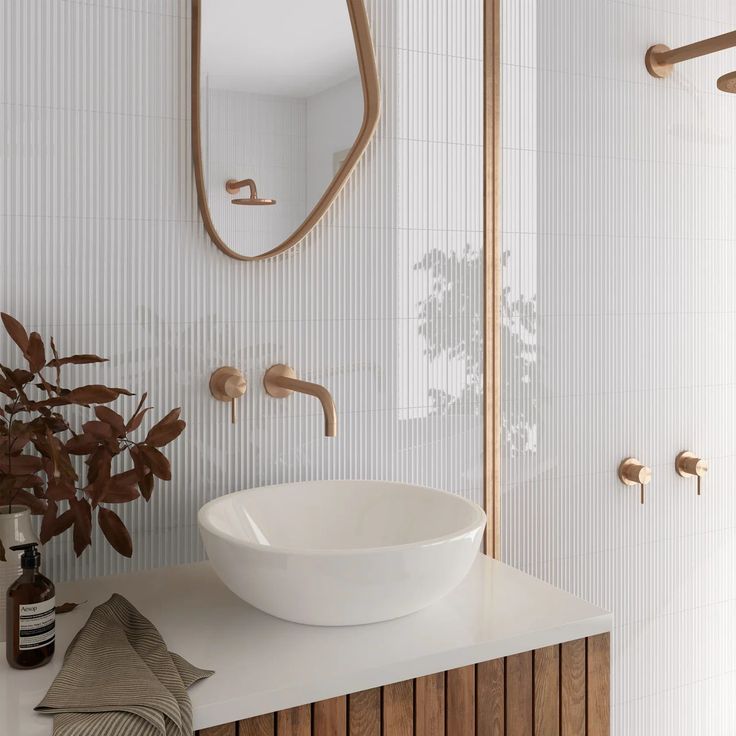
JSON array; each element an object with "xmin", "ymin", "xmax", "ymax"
[{"xmin": 196, "ymin": 0, "xmax": 375, "ymax": 259}]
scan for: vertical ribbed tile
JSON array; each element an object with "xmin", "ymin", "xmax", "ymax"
[
  {"xmin": 501, "ymin": 0, "xmax": 736, "ymax": 733},
  {"xmin": 1, "ymin": 0, "xmax": 483, "ymax": 586}
]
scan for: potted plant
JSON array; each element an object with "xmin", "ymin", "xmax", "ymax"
[{"xmin": 0, "ymin": 311, "xmax": 185, "ymax": 566}]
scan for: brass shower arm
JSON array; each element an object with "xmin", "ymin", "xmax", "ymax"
[
  {"xmin": 226, "ymin": 178, "xmax": 259, "ymax": 196},
  {"xmin": 646, "ymin": 30, "xmax": 736, "ymax": 80},
  {"xmin": 225, "ymin": 178, "xmax": 276, "ymax": 206}
]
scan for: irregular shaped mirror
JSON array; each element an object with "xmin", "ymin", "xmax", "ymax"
[{"xmin": 193, "ymin": 0, "xmax": 380, "ymax": 260}]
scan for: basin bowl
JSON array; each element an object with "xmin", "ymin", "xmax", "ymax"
[{"xmin": 198, "ymin": 480, "xmax": 486, "ymax": 626}]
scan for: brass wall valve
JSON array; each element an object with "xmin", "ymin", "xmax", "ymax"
[
  {"xmin": 618, "ymin": 458, "xmax": 652, "ymax": 505},
  {"xmin": 209, "ymin": 366, "xmax": 247, "ymax": 423},
  {"xmin": 675, "ymin": 451, "xmax": 708, "ymax": 495}
]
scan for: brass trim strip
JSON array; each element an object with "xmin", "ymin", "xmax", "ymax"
[
  {"xmin": 191, "ymin": 0, "xmax": 381, "ymax": 261},
  {"xmin": 483, "ymin": 0, "xmax": 501, "ymax": 559}
]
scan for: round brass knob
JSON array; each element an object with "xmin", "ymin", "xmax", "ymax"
[
  {"xmin": 675, "ymin": 451, "xmax": 708, "ymax": 496},
  {"xmin": 209, "ymin": 366, "xmax": 247, "ymax": 423},
  {"xmin": 675, "ymin": 451, "xmax": 708, "ymax": 478},
  {"xmin": 618, "ymin": 457, "xmax": 652, "ymax": 505}
]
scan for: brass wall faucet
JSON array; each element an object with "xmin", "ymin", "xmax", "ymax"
[
  {"xmin": 618, "ymin": 457, "xmax": 652, "ymax": 505},
  {"xmin": 264, "ymin": 364, "xmax": 337, "ymax": 438},
  {"xmin": 675, "ymin": 451, "xmax": 708, "ymax": 496}
]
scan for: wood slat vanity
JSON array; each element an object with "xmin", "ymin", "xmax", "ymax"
[{"xmin": 199, "ymin": 634, "xmax": 610, "ymax": 736}]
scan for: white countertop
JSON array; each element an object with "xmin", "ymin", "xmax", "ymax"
[{"xmin": 1, "ymin": 556, "xmax": 610, "ymax": 735}]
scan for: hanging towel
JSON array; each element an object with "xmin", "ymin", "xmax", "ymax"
[{"xmin": 35, "ymin": 593, "xmax": 213, "ymax": 736}]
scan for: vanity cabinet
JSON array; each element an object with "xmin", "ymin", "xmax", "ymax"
[{"xmin": 198, "ymin": 634, "xmax": 610, "ymax": 736}]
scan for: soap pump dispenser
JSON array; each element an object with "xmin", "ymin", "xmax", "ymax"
[{"xmin": 6, "ymin": 542, "xmax": 55, "ymax": 669}]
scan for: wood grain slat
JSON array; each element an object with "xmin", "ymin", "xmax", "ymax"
[
  {"xmin": 415, "ymin": 673, "xmax": 445, "ymax": 736},
  {"xmin": 476, "ymin": 659, "xmax": 504, "ymax": 736},
  {"xmin": 200, "ymin": 642, "xmax": 609, "ymax": 736},
  {"xmin": 561, "ymin": 639, "xmax": 586, "ymax": 736},
  {"xmin": 383, "ymin": 680, "xmax": 414, "ymax": 736},
  {"xmin": 587, "ymin": 634, "xmax": 611, "ymax": 736},
  {"xmin": 239, "ymin": 713, "xmax": 275, "ymax": 736},
  {"xmin": 446, "ymin": 666, "xmax": 475, "ymax": 736},
  {"xmin": 349, "ymin": 689, "xmax": 381, "ymax": 736},
  {"xmin": 278, "ymin": 706, "xmax": 311, "ymax": 736},
  {"xmin": 198, "ymin": 725, "xmax": 237, "ymax": 736},
  {"xmin": 534, "ymin": 645, "xmax": 560, "ymax": 736},
  {"xmin": 505, "ymin": 651, "xmax": 533, "ymax": 736},
  {"xmin": 314, "ymin": 697, "xmax": 347, "ymax": 736}
]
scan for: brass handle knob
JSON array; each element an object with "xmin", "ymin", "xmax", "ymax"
[
  {"xmin": 209, "ymin": 366, "xmax": 247, "ymax": 423},
  {"xmin": 618, "ymin": 457, "xmax": 652, "ymax": 505},
  {"xmin": 675, "ymin": 451, "xmax": 708, "ymax": 496}
]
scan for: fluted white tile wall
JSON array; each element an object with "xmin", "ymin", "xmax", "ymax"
[
  {"xmin": 502, "ymin": 0, "xmax": 736, "ymax": 733},
  {"xmin": 0, "ymin": 0, "xmax": 483, "ymax": 580}
]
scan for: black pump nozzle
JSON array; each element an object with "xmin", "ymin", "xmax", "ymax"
[{"xmin": 10, "ymin": 542, "xmax": 41, "ymax": 570}]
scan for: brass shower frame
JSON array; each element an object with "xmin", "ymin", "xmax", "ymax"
[
  {"xmin": 191, "ymin": 0, "xmax": 381, "ymax": 261},
  {"xmin": 645, "ymin": 30, "xmax": 736, "ymax": 89}
]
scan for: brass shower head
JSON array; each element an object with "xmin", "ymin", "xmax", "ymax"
[
  {"xmin": 225, "ymin": 178, "xmax": 276, "ymax": 206},
  {"xmin": 717, "ymin": 71, "xmax": 736, "ymax": 94}
]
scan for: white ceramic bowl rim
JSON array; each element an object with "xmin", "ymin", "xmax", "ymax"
[{"xmin": 198, "ymin": 480, "xmax": 487, "ymax": 557}]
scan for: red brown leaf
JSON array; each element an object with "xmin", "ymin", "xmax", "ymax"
[
  {"xmin": 138, "ymin": 445, "xmax": 172, "ymax": 480},
  {"xmin": 96, "ymin": 470, "xmax": 140, "ymax": 504},
  {"xmin": 54, "ymin": 508, "xmax": 75, "ymax": 535},
  {"xmin": 138, "ymin": 471, "xmax": 154, "ymax": 501},
  {"xmin": 145, "ymin": 413, "xmax": 186, "ymax": 447},
  {"xmin": 65, "ymin": 434, "xmax": 99, "ymax": 455},
  {"xmin": 94, "ymin": 406, "xmax": 126, "ymax": 436},
  {"xmin": 99, "ymin": 483, "xmax": 140, "ymax": 504},
  {"xmin": 0, "ymin": 376, "xmax": 16, "ymax": 397},
  {"xmin": 40, "ymin": 500, "xmax": 59, "ymax": 544},
  {"xmin": 86, "ymin": 447, "xmax": 113, "ymax": 486},
  {"xmin": 2, "ymin": 366, "xmax": 34, "ymax": 389},
  {"xmin": 1, "ymin": 313, "xmax": 29, "ymax": 353},
  {"xmin": 82, "ymin": 420, "xmax": 114, "ymax": 440},
  {"xmin": 128, "ymin": 446, "xmax": 146, "ymax": 481},
  {"xmin": 45, "ymin": 354, "xmax": 108, "ymax": 368},
  {"xmin": 11, "ymin": 474, "xmax": 44, "ymax": 489},
  {"xmin": 126, "ymin": 407, "xmax": 152, "ymax": 433},
  {"xmin": 0, "ymin": 454, "xmax": 45, "ymax": 474},
  {"xmin": 97, "ymin": 507, "xmax": 133, "ymax": 558},
  {"xmin": 65, "ymin": 385, "xmax": 123, "ymax": 405},
  {"xmin": 71, "ymin": 498, "xmax": 92, "ymax": 557},
  {"xmin": 26, "ymin": 332, "xmax": 45, "ymax": 373},
  {"xmin": 46, "ymin": 477, "xmax": 77, "ymax": 502}
]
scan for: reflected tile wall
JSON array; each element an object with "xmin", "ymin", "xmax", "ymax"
[
  {"xmin": 0, "ymin": 0, "xmax": 483, "ymax": 580},
  {"xmin": 502, "ymin": 0, "xmax": 736, "ymax": 733},
  {"xmin": 204, "ymin": 89, "xmax": 307, "ymax": 250}
]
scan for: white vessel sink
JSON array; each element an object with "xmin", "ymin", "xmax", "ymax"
[{"xmin": 198, "ymin": 480, "xmax": 486, "ymax": 626}]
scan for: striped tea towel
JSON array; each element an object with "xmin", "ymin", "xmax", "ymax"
[{"xmin": 35, "ymin": 593, "xmax": 213, "ymax": 736}]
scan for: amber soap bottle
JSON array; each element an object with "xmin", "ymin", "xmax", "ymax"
[{"xmin": 6, "ymin": 542, "xmax": 55, "ymax": 669}]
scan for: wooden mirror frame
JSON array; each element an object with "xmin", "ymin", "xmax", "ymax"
[
  {"xmin": 191, "ymin": 0, "xmax": 381, "ymax": 261},
  {"xmin": 484, "ymin": 0, "xmax": 501, "ymax": 558}
]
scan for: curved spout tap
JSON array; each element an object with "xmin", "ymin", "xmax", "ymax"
[{"xmin": 263, "ymin": 364, "xmax": 337, "ymax": 437}]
